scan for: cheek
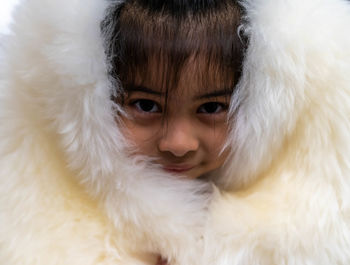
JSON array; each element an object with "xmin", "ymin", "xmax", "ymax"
[
  {"xmin": 200, "ymin": 124, "xmax": 231, "ymax": 170},
  {"xmin": 120, "ymin": 118, "xmax": 160, "ymax": 155},
  {"xmin": 203, "ymin": 125, "xmax": 230, "ymax": 155}
]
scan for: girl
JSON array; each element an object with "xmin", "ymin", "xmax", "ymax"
[
  {"xmin": 102, "ymin": 0, "xmax": 244, "ymax": 181},
  {"xmin": 1, "ymin": 0, "xmax": 350, "ymax": 264}
]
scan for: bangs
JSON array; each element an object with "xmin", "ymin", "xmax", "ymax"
[{"xmin": 102, "ymin": 0, "xmax": 244, "ymax": 96}]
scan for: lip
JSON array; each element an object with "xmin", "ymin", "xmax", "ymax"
[{"xmin": 162, "ymin": 165, "xmax": 195, "ymax": 173}]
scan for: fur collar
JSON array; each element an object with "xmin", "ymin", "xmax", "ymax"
[{"xmin": 1, "ymin": 0, "xmax": 350, "ymax": 264}]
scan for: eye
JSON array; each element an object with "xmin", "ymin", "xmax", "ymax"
[
  {"xmin": 132, "ymin": 99, "xmax": 161, "ymax": 113},
  {"xmin": 197, "ymin": 102, "xmax": 227, "ymax": 114}
]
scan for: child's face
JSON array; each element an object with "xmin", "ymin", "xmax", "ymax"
[{"xmin": 120, "ymin": 60, "xmax": 232, "ymax": 179}]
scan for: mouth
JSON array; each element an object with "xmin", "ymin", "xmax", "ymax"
[{"xmin": 162, "ymin": 164, "xmax": 195, "ymax": 173}]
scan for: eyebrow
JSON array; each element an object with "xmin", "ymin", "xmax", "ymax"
[
  {"xmin": 125, "ymin": 85, "xmax": 163, "ymax": 96},
  {"xmin": 195, "ymin": 89, "xmax": 233, "ymax": 100},
  {"xmin": 125, "ymin": 85, "xmax": 232, "ymax": 99}
]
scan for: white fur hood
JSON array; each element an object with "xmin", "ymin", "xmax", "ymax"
[{"xmin": 1, "ymin": 0, "xmax": 350, "ymax": 264}]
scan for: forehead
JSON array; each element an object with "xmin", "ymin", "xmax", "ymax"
[{"xmin": 131, "ymin": 55, "xmax": 236, "ymax": 93}]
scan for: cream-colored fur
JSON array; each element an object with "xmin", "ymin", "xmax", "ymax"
[{"xmin": 1, "ymin": 0, "xmax": 350, "ymax": 264}]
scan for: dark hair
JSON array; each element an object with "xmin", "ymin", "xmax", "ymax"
[{"xmin": 101, "ymin": 0, "xmax": 245, "ymax": 112}]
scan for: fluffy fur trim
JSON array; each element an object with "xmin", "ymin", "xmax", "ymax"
[{"xmin": 1, "ymin": 0, "xmax": 350, "ymax": 264}]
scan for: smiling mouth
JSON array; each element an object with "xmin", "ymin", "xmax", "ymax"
[{"xmin": 162, "ymin": 165, "xmax": 194, "ymax": 173}]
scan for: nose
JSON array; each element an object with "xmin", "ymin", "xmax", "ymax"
[{"xmin": 158, "ymin": 118, "xmax": 199, "ymax": 157}]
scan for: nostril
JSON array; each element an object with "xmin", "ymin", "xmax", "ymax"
[
  {"xmin": 158, "ymin": 136, "xmax": 199, "ymax": 157},
  {"xmin": 156, "ymin": 256, "xmax": 168, "ymax": 265}
]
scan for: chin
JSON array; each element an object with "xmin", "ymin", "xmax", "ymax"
[{"xmin": 1, "ymin": 0, "xmax": 350, "ymax": 265}]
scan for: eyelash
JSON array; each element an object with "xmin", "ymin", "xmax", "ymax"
[
  {"xmin": 197, "ymin": 102, "xmax": 228, "ymax": 114},
  {"xmin": 130, "ymin": 99, "xmax": 162, "ymax": 114},
  {"xmin": 129, "ymin": 99, "xmax": 228, "ymax": 115}
]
